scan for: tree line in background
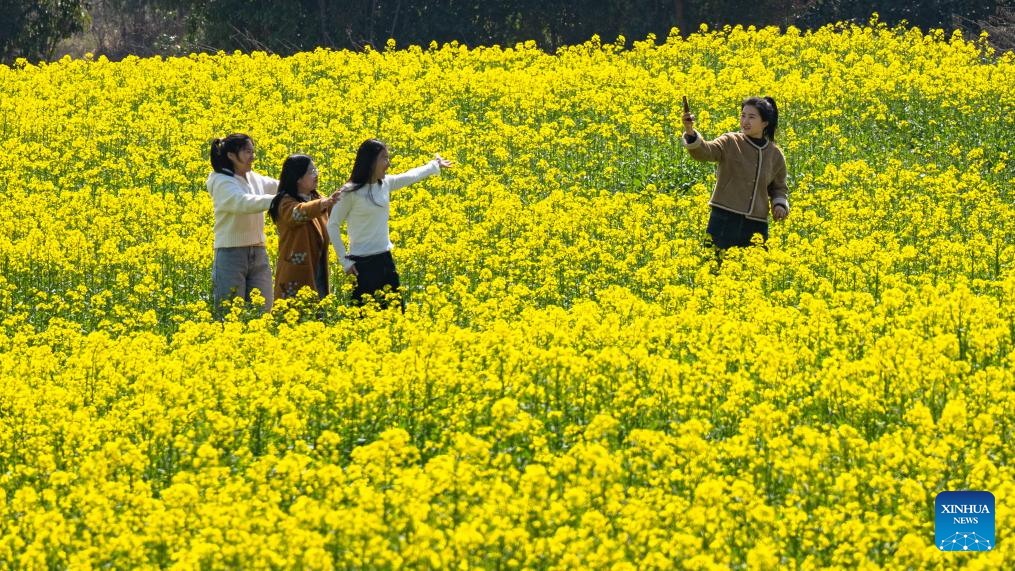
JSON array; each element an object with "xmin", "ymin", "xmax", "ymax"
[{"xmin": 3, "ymin": 0, "xmax": 1014, "ymax": 63}]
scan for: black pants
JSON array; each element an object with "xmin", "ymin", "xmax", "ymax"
[
  {"xmin": 706, "ymin": 206, "xmax": 769, "ymax": 249},
  {"xmin": 348, "ymin": 251, "xmax": 402, "ymax": 309}
]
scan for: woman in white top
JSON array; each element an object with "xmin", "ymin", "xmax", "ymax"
[
  {"xmin": 206, "ymin": 133, "xmax": 278, "ymax": 313},
  {"xmin": 327, "ymin": 138, "xmax": 452, "ymax": 308}
]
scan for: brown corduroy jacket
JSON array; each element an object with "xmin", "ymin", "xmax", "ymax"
[
  {"xmin": 273, "ymin": 194, "xmax": 331, "ymax": 300},
  {"xmin": 683, "ymin": 130, "xmax": 789, "ymax": 222}
]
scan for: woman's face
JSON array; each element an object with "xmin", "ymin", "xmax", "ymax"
[
  {"xmin": 297, "ymin": 161, "xmax": 318, "ymax": 194},
  {"xmin": 371, "ymin": 147, "xmax": 390, "ymax": 182},
  {"xmin": 228, "ymin": 141, "xmax": 255, "ymax": 174},
  {"xmin": 740, "ymin": 105, "xmax": 769, "ymax": 139}
]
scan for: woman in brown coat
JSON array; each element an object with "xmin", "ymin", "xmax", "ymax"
[
  {"xmin": 268, "ymin": 154, "xmax": 341, "ymax": 301},
  {"xmin": 682, "ymin": 96, "xmax": 789, "ymax": 249}
]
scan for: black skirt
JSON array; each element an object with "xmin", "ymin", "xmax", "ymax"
[
  {"xmin": 347, "ymin": 250, "xmax": 402, "ymax": 309},
  {"xmin": 706, "ymin": 206, "xmax": 769, "ymax": 249}
]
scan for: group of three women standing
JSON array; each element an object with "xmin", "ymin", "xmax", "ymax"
[
  {"xmin": 207, "ymin": 136, "xmax": 451, "ymax": 312},
  {"xmin": 206, "ymin": 95, "xmax": 790, "ymax": 313}
]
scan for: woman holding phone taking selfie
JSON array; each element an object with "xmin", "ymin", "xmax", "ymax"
[
  {"xmin": 327, "ymin": 139, "xmax": 452, "ymax": 309},
  {"xmin": 682, "ymin": 96, "xmax": 789, "ymax": 249}
]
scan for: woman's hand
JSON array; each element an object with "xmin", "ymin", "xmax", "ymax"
[
  {"xmin": 345, "ymin": 263, "xmax": 358, "ymax": 276},
  {"xmin": 323, "ymin": 190, "xmax": 342, "ymax": 210},
  {"xmin": 434, "ymin": 153, "xmax": 453, "ymax": 169},
  {"xmin": 773, "ymin": 205, "xmax": 788, "ymax": 221},
  {"xmin": 682, "ymin": 111, "xmax": 695, "ymax": 136}
]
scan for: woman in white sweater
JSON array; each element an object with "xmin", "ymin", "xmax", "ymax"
[
  {"xmin": 206, "ymin": 133, "xmax": 278, "ymax": 312},
  {"xmin": 327, "ymin": 139, "xmax": 452, "ymax": 308}
]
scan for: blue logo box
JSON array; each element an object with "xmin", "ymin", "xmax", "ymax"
[{"xmin": 936, "ymin": 491, "xmax": 995, "ymax": 551}]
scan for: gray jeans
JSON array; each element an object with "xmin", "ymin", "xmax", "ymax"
[{"xmin": 212, "ymin": 246, "xmax": 273, "ymax": 312}]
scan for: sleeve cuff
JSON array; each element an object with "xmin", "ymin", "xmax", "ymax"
[
  {"xmin": 771, "ymin": 197, "xmax": 790, "ymax": 212},
  {"xmin": 683, "ymin": 131, "xmax": 702, "ymax": 149}
]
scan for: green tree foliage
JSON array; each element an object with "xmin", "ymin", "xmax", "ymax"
[
  {"xmin": 1, "ymin": 0, "xmax": 90, "ymax": 62},
  {"xmin": 184, "ymin": 0, "xmax": 1015, "ymax": 53},
  {"xmin": 3, "ymin": 0, "xmax": 1011, "ymax": 63},
  {"xmin": 792, "ymin": 0, "xmax": 1006, "ymax": 32},
  {"xmin": 87, "ymin": 0, "xmax": 198, "ymax": 56}
]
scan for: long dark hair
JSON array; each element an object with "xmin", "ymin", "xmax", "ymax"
[
  {"xmin": 269, "ymin": 154, "xmax": 318, "ymax": 222},
  {"xmin": 209, "ymin": 133, "xmax": 253, "ymax": 175},
  {"xmin": 742, "ymin": 97, "xmax": 779, "ymax": 141},
  {"xmin": 346, "ymin": 138, "xmax": 387, "ymax": 206}
]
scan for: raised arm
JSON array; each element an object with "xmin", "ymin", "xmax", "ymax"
[
  {"xmin": 681, "ymin": 105, "xmax": 725, "ymax": 163},
  {"xmin": 683, "ymin": 131, "xmax": 727, "ymax": 163},
  {"xmin": 280, "ymin": 195, "xmax": 336, "ymax": 226},
  {"xmin": 208, "ymin": 175, "xmax": 274, "ymax": 214},
  {"xmin": 384, "ymin": 160, "xmax": 441, "ymax": 192},
  {"xmin": 385, "ymin": 154, "xmax": 452, "ymax": 192},
  {"xmin": 250, "ymin": 171, "xmax": 279, "ymax": 195}
]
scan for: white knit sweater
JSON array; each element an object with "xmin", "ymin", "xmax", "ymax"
[
  {"xmin": 327, "ymin": 160, "xmax": 441, "ymax": 271},
  {"xmin": 206, "ymin": 170, "xmax": 279, "ymax": 248}
]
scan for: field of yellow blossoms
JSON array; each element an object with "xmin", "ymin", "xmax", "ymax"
[{"xmin": 1, "ymin": 18, "xmax": 1014, "ymax": 569}]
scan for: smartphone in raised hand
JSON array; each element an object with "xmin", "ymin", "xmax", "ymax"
[{"xmin": 681, "ymin": 96, "xmax": 695, "ymax": 136}]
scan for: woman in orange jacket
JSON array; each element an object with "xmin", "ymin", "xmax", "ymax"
[{"xmin": 268, "ymin": 155, "xmax": 341, "ymax": 301}]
